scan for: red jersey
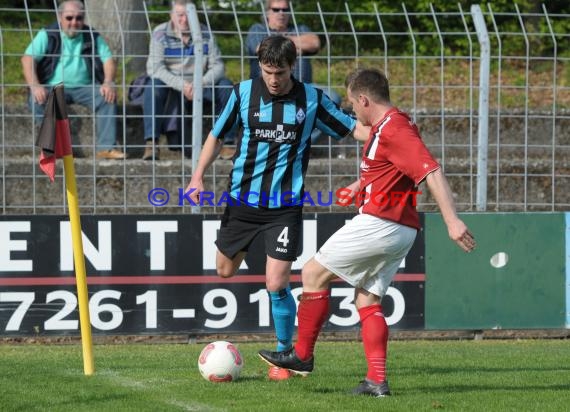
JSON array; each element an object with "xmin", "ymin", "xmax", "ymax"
[{"xmin": 357, "ymin": 108, "xmax": 440, "ymax": 229}]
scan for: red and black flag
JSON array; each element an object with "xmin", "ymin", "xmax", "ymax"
[{"xmin": 36, "ymin": 84, "xmax": 73, "ymax": 182}]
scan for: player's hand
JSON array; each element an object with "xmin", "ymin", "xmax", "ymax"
[
  {"xmin": 448, "ymin": 219, "xmax": 476, "ymax": 252},
  {"xmin": 352, "ymin": 121, "xmax": 371, "ymax": 142},
  {"xmin": 184, "ymin": 179, "xmax": 203, "ymax": 205},
  {"xmin": 335, "ymin": 180, "xmax": 360, "ymax": 207}
]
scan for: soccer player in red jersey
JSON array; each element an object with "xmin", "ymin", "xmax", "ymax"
[{"xmin": 259, "ymin": 68, "xmax": 476, "ymax": 396}]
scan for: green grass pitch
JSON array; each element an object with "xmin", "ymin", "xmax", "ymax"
[{"xmin": 1, "ymin": 339, "xmax": 569, "ymax": 411}]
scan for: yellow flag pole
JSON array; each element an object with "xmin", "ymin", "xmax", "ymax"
[{"xmin": 63, "ymin": 153, "xmax": 95, "ymax": 376}]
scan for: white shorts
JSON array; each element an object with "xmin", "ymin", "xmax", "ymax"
[{"xmin": 314, "ymin": 214, "xmax": 417, "ymax": 298}]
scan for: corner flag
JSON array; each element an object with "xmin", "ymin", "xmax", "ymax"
[
  {"xmin": 35, "ymin": 85, "xmax": 95, "ymax": 376},
  {"xmin": 36, "ymin": 85, "xmax": 73, "ymax": 182}
]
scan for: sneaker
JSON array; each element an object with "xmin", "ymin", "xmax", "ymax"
[
  {"xmin": 352, "ymin": 379, "xmax": 391, "ymax": 397},
  {"xmin": 267, "ymin": 366, "xmax": 293, "ymax": 381},
  {"xmin": 258, "ymin": 348, "xmax": 313, "ymax": 377},
  {"xmin": 142, "ymin": 141, "xmax": 159, "ymax": 161},
  {"xmin": 219, "ymin": 145, "xmax": 235, "ymax": 160},
  {"xmin": 96, "ymin": 148, "xmax": 126, "ymax": 160}
]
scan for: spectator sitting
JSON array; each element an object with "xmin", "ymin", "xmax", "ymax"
[
  {"xmin": 246, "ymin": 0, "xmax": 342, "ymax": 147},
  {"xmin": 143, "ymin": 0, "xmax": 234, "ymax": 161},
  {"xmin": 21, "ymin": 0, "xmax": 125, "ymax": 160}
]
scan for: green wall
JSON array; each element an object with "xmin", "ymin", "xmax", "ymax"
[{"xmin": 425, "ymin": 213, "xmax": 566, "ymax": 329}]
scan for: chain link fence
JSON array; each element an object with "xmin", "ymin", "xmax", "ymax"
[{"xmin": 1, "ymin": 2, "xmax": 568, "ymax": 214}]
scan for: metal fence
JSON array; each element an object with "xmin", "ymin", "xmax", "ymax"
[{"xmin": 1, "ymin": 2, "xmax": 569, "ymax": 215}]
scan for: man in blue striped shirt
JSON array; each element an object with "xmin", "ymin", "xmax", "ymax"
[{"xmin": 186, "ymin": 35, "xmax": 366, "ymax": 381}]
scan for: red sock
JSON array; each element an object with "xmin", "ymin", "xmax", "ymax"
[
  {"xmin": 294, "ymin": 290, "xmax": 330, "ymax": 361},
  {"xmin": 359, "ymin": 304, "xmax": 388, "ymax": 383}
]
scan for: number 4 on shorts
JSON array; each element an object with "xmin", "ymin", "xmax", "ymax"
[{"xmin": 277, "ymin": 227, "xmax": 289, "ymax": 247}]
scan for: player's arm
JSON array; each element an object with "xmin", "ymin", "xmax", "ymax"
[
  {"xmin": 352, "ymin": 121, "xmax": 370, "ymax": 142},
  {"xmin": 185, "ymin": 133, "xmax": 223, "ymax": 203},
  {"xmin": 425, "ymin": 168, "xmax": 475, "ymax": 252}
]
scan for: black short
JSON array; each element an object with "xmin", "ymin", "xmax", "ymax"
[{"xmin": 215, "ymin": 203, "xmax": 303, "ymax": 261}]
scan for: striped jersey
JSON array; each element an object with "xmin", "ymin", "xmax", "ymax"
[
  {"xmin": 358, "ymin": 107, "xmax": 440, "ymax": 229},
  {"xmin": 212, "ymin": 77, "xmax": 356, "ymax": 208}
]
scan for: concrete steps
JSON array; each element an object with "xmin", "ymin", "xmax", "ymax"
[{"xmin": 1, "ymin": 105, "xmax": 569, "ymax": 213}]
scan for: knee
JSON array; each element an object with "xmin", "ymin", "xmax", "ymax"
[
  {"xmin": 265, "ymin": 278, "xmax": 287, "ymax": 292},
  {"xmin": 301, "ymin": 258, "xmax": 331, "ymax": 290},
  {"xmin": 217, "ymin": 267, "xmax": 234, "ymax": 279},
  {"xmin": 216, "ymin": 265, "xmax": 235, "ymax": 279}
]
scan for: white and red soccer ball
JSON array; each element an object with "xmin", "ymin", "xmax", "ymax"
[{"xmin": 198, "ymin": 341, "xmax": 244, "ymax": 382}]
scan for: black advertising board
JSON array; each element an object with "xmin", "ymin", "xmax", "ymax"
[{"xmin": 0, "ymin": 214, "xmax": 425, "ymax": 336}]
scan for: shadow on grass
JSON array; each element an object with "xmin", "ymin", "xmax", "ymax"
[
  {"xmin": 398, "ymin": 365, "xmax": 570, "ymax": 375},
  {"xmin": 403, "ymin": 382, "xmax": 570, "ymax": 395}
]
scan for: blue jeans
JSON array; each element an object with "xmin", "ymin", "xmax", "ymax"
[
  {"xmin": 29, "ymin": 85, "xmax": 117, "ymax": 151},
  {"xmin": 143, "ymin": 77, "xmax": 234, "ymax": 146}
]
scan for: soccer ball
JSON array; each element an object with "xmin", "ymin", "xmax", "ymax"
[{"xmin": 198, "ymin": 340, "xmax": 244, "ymax": 382}]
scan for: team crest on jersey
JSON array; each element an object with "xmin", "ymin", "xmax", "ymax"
[{"xmin": 296, "ymin": 108, "xmax": 306, "ymax": 124}]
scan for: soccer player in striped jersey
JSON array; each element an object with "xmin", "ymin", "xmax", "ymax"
[
  {"xmin": 259, "ymin": 68, "xmax": 476, "ymax": 396},
  {"xmin": 185, "ymin": 36, "xmax": 368, "ymax": 381}
]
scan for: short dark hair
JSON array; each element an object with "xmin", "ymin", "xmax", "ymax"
[
  {"xmin": 257, "ymin": 35, "xmax": 297, "ymax": 68},
  {"xmin": 345, "ymin": 68, "xmax": 391, "ymax": 104}
]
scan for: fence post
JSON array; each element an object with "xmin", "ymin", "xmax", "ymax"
[
  {"xmin": 542, "ymin": 4, "xmax": 558, "ymax": 212},
  {"xmin": 430, "ymin": 4, "xmax": 446, "ymax": 169},
  {"xmin": 459, "ymin": 4, "xmax": 475, "ymax": 208},
  {"xmin": 372, "ymin": 4, "xmax": 388, "ymax": 76},
  {"xmin": 316, "ymin": 3, "xmax": 333, "ymax": 99},
  {"xmin": 187, "ymin": 2, "xmax": 203, "ymax": 214},
  {"xmin": 487, "ymin": 4, "xmax": 502, "ymax": 210},
  {"xmin": 515, "ymin": 4, "xmax": 530, "ymax": 211},
  {"xmin": 0, "ymin": 26, "xmax": 4, "ymax": 214},
  {"xmin": 471, "ymin": 5, "xmax": 490, "ymax": 212},
  {"xmin": 402, "ymin": 3, "xmax": 417, "ymax": 121}
]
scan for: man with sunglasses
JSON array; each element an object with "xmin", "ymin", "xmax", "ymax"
[{"xmin": 22, "ymin": 0, "xmax": 125, "ymax": 160}]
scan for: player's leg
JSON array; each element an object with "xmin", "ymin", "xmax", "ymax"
[
  {"xmin": 350, "ymin": 218, "xmax": 417, "ymax": 397},
  {"xmin": 259, "ymin": 215, "xmax": 363, "ymax": 374},
  {"xmin": 214, "ymin": 205, "xmax": 259, "ymax": 278},
  {"xmin": 258, "ymin": 257, "xmax": 334, "ymax": 376},
  {"xmin": 262, "ymin": 214, "xmax": 301, "ymax": 380},
  {"xmin": 215, "ymin": 250, "xmax": 246, "ymax": 278},
  {"xmin": 264, "ymin": 258, "xmax": 296, "ymax": 381},
  {"xmin": 352, "ymin": 289, "xmax": 391, "ymax": 397},
  {"xmin": 266, "ymin": 257, "xmax": 295, "ymax": 352},
  {"xmin": 266, "ymin": 258, "xmax": 296, "ymax": 380},
  {"xmin": 293, "ymin": 257, "xmax": 335, "ymax": 360}
]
